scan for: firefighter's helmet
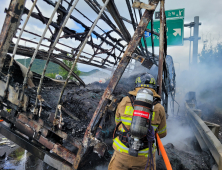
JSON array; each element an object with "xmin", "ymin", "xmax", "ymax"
[{"xmin": 135, "ymin": 73, "xmax": 156, "ymax": 89}]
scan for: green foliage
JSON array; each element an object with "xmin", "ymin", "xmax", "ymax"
[
  {"xmin": 198, "ymin": 41, "xmax": 222, "ymax": 109},
  {"xmin": 16, "ymin": 56, "xmax": 81, "ymax": 80},
  {"xmin": 16, "ymin": 57, "xmax": 105, "ymax": 79},
  {"xmin": 199, "ymin": 41, "xmax": 222, "ymax": 66},
  {"xmin": 59, "ymin": 55, "xmax": 81, "ymax": 79},
  {"xmin": 16, "ymin": 58, "xmax": 59, "ymax": 74},
  {"xmin": 45, "ymin": 73, "xmax": 56, "ymax": 79}
]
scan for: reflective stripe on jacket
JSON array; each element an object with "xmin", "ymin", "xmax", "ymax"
[
  {"xmin": 113, "ymin": 87, "xmax": 167, "ymax": 157},
  {"xmin": 113, "ymin": 137, "xmax": 156, "ymax": 157}
]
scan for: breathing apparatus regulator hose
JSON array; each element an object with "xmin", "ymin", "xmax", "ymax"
[{"xmin": 156, "ymin": 134, "xmax": 172, "ymax": 170}]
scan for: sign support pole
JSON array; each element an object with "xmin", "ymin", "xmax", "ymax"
[
  {"xmin": 189, "ymin": 27, "xmax": 192, "ymax": 69},
  {"xmin": 192, "ymin": 16, "xmax": 199, "ymax": 67}
]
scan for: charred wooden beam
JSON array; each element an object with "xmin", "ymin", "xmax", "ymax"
[
  {"xmin": 94, "ymin": 0, "xmax": 142, "ymax": 55},
  {"xmin": 84, "ymin": 0, "xmax": 123, "ymax": 38},
  {"xmin": 157, "ymin": 0, "xmax": 165, "ymax": 96},
  {"xmin": 0, "ymin": 108, "xmax": 77, "ymax": 166},
  {"xmin": 0, "ymin": 0, "xmax": 26, "ymax": 71},
  {"xmin": 8, "ymin": 44, "xmax": 113, "ymax": 70},
  {"xmin": 102, "ymin": 0, "xmax": 131, "ymax": 42},
  {"xmin": 15, "ymin": 120, "xmax": 77, "ymax": 165},
  {"xmin": 16, "ymin": 29, "xmax": 119, "ymax": 64},
  {"xmin": 22, "ymin": 7, "xmax": 124, "ymax": 64},
  {"xmin": 0, "ymin": 107, "xmax": 81, "ymax": 151},
  {"xmin": 23, "ymin": 8, "xmax": 125, "ymax": 52},
  {"xmin": 43, "ymin": 0, "xmax": 69, "ymax": 14},
  {"xmin": 74, "ymin": 0, "xmax": 160, "ymax": 168},
  {"xmin": 31, "ymin": 0, "xmax": 53, "ymax": 34},
  {"xmin": 49, "ymin": 0, "xmax": 74, "ymax": 44},
  {"xmin": 0, "ymin": 122, "xmax": 73, "ymax": 170},
  {"xmin": 9, "ymin": 41, "xmax": 85, "ymax": 85}
]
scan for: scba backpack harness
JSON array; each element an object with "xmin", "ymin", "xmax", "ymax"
[{"xmin": 113, "ymin": 89, "xmax": 161, "ymax": 170}]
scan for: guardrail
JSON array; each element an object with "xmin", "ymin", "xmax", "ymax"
[{"xmin": 186, "ymin": 101, "xmax": 222, "ymax": 169}]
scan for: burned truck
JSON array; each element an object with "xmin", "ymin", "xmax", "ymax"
[{"xmin": 0, "ymin": 0, "xmax": 176, "ymax": 169}]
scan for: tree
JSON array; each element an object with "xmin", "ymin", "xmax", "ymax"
[
  {"xmin": 199, "ymin": 41, "xmax": 222, "ymax": 67},
  {"xmin": 198, "ymin": 41, "xmax": 222, "ymax": 109},
  {"xmin": 59, "ymin": 55, "xmax": 81, "ymax": 80},
  {"xmin": 45, "ymin": 73, "xmax": 56, "ymax": 79}
]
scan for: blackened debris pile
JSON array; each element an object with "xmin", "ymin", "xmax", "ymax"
[
  {"xmin": 157, "ymin": 143, "xmax": 213, "ymax": 170},
  {"xmin": 61, "ymin": 76, "xmax": 135, "ymax": 137},
  {"xmin": 26, "ymin": 74, "xmax": 214, "ymax": 170}
]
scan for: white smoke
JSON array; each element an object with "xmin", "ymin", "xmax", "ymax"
[{"xmin": 80, "ymin": 70, "xmax": 111, "ymax": 84}]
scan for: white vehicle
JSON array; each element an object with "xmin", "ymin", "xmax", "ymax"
[{"xmin": 55, "ymin": 74, "xmax": 63, "ymax": 80}]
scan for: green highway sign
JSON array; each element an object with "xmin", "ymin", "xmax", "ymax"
[
  {"xmin": 155, "ymin": 9, "xmax": 185, "ymax": 19},
  {"xmin": 142, "ymin": 18, "xmax": 184, "ymax": 47}
]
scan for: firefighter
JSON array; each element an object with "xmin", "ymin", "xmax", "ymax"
[{"xmin": 108, "ymin": 73, "xmax": 167, "ymax": 170}]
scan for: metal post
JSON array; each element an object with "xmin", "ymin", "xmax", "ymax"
[
  {"xmin": 54, "ymin": 0, "xmax": 110, "ymax": 120},
  {"xmin": 24, "ymin": 41, "xmax": 26, "ymax": 67},
  {"xmin": 189, "ymin": 27, "xmax": 192, "ymax": 69},
  {"xmin": 33, "ymin": 0, "xmax": 80, "ymax": 114},
  {"xmin": 25, "ymin": 41, "xmax": 26, "ymax": 67},
  {"xmin": 24, "ymin": 37, "xmax": 36, "ymax": 67},
  {"xmin": 157, "ymin": 0, "xmax": 165, "ymax": 96},
  {"xmin": 18, "ymin": 0, "xmax": 62, "ymax": 109},
  {"xmin": 192, "ymin": 16, "xmax": 199, "ymax": 67}
]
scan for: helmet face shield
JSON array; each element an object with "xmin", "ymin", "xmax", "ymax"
[{"xmin": 135, "ymin": 73, "xmax": 156, "ymax": 90}]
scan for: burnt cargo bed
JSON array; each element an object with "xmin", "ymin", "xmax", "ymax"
[{"xmin": 19, "ymin": 74, "xmax": 214, "ymax": 170}]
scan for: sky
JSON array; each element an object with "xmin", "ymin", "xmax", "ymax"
[{"xmin": 0, "ymin": 0, "xmax": 222, "ymax": 73}]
